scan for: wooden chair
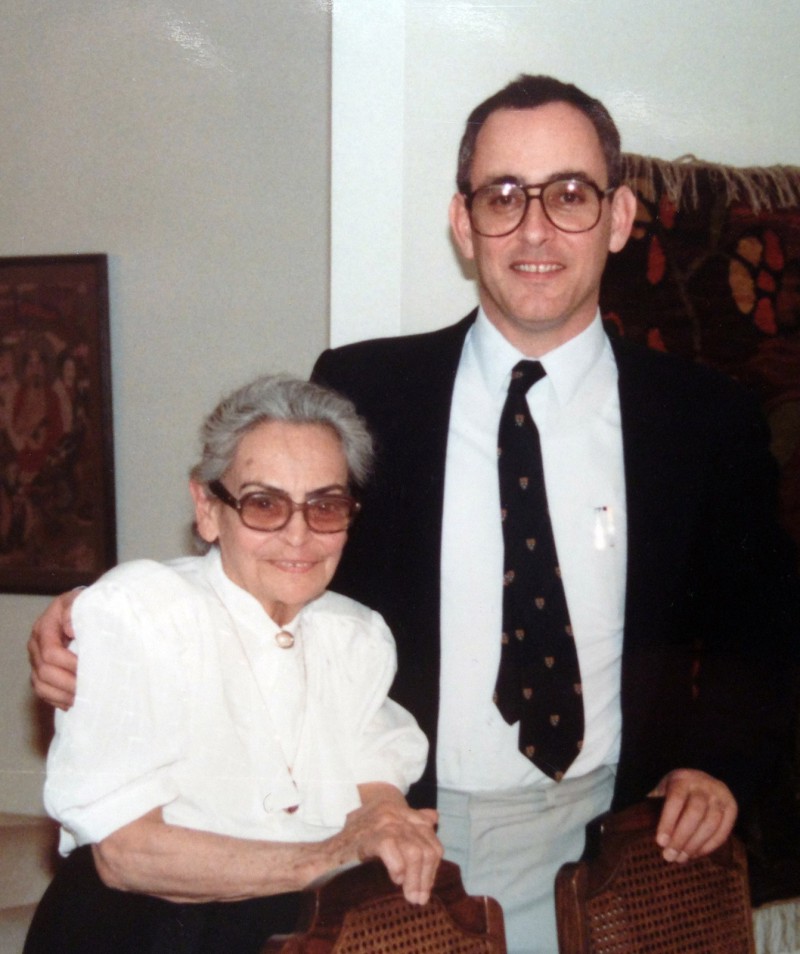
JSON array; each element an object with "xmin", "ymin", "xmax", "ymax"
[
  {"xmin": 261, "ymin": 858, "xmax": 506, "ymax": 953},
  {"xmin": 555, "ymin": 798, "xmax": 756, "ymax": 953}
]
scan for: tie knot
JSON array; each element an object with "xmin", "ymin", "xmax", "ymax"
[{"xmin": 508, "ymin": 360, "xmax": 546, "ymax": 396}]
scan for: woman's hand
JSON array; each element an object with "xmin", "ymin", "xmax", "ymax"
[
  {"xmin": 28, "ymin": 590, "xmax": 81, "ymax": 710},
  {"xmin": 335, "ymin": 783, "xmax": 443, "ymax": 904}
]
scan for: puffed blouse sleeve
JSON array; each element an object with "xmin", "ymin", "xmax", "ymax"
[
  {"xmin": 43, "ymin": 561, "xmax": 194, "ymax": 853},
  {"xmin": 292, "ymin": 594, "xmax": 428, "ymax": 824}
]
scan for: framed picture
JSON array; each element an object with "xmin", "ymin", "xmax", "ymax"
[{"xmin": 0, "ymin": 254, "xmax": 116, "ymax": 593}]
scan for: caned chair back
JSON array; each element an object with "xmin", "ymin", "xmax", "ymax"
[
  {"xmin": 261, "ymin": 858, "xmax": 506, "ymax": 954},
  {"xmin": 555, "ymin": 798, "xmax": 756, "ymax": 954}
]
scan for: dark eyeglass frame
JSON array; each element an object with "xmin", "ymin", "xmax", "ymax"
[
  {"xmin": 208, "ymin": 480, "xmax": 361, "ymax": 533},
  {"xmin": 463, "ymin": 177, "xmax": 616, "ymax": 237}
]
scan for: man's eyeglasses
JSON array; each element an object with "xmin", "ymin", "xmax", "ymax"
[
  {"xmin": 208, "ymin": 480, "xmax": 361, "ymax": 534},
  {"xmin": 463, "ymin": 178, "xmax": 615, "ymax": 237}
]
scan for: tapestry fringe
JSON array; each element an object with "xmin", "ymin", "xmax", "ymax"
[{"xmin": 623, "ymin": 153, "xmax": 800, "ymax": 212}]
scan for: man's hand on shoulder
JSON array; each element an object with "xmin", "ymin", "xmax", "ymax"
[
  {"xmin": 649, "ymin": 768, "xmax": 737, "ymax": 863},
  {"xmin": 28, "ymin": 590, "xmax": 81, "ymax": 710}
]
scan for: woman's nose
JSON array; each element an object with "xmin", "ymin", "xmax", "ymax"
[{"xmin": 280, "ymin": 508, "xmax": 312, "ymax": 544}]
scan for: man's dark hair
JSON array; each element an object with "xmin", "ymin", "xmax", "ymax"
[{"xmin": 456, "ymin": 74, "xmax": 623, "ymax": 194}]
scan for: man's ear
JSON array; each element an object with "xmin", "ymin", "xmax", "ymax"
[
  {"xmin": 189, "ymin": 479, "xmax": 219, "ymax": 545},
  {"xmin": 608, "ymin": 184, "xmax": 638, "ymax": 254},
  {"xmin": 449, "ymin": 192, "xmax": 476, "ymax": 261}
]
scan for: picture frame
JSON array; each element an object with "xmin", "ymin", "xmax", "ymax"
[{"xmin": 0, "ymin": 253, "xmax": 116, "ymax": 593}]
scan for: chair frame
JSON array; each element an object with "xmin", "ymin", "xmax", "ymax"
[
  {"xmin": 555, "ymin": 798, "xmax": 757, "ymax": 954},
  {"xmin": 262, "ymin": 858, "xmax": 506, "ymax": 953}
]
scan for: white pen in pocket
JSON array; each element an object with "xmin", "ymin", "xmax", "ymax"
[{"xmin": 593, "ymin": 506, "xmax": 616, "ymax": 550}]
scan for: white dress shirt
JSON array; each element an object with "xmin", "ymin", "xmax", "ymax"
[
  {"xmin": 45, "ymin": 548, "xmax": 428, "ymax": 854},
  {"xmin": 438, "ymin": 310, "xmax": 626, "ymax": 790}
]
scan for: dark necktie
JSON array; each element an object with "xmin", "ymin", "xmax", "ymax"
[{"xmin": 494, "ymin": 360, "xmax": 584, "ymax": 780}]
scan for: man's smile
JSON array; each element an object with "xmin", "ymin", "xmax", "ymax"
[{"xmin": 512, "ymin": 262, "xmax": 564, "ymax": 274}]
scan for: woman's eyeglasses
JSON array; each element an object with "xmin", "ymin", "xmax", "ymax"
[{"xmin": 208, "ymin": 480, "xmax": 360, "ymax": 533}]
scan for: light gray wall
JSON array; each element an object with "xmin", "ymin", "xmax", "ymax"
[{"xmin": 0, "ymin": 0, "xmax": 331, "ymax": 814}]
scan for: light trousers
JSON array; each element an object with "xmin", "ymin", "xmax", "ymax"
[{"xmin": 437, "ymin": 765, "xmax": 616, "ymax": 954}]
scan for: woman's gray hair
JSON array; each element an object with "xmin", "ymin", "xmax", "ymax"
[{"xmin": 190, "ymin": 374, "xmax": 374, "ymax": 488}]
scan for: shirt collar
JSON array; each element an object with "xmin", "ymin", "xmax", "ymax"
[
  {"xmin": 203, "ymin": 546, "xmax": 312, "ymax": 636},
  {"xmin": 469, "ymin": 307, "xmax": 608, "ymax": 406}
]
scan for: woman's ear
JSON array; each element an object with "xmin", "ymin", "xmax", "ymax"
[{"xmin": 189, "ymin": 479, "xmax": 219, "ymax": 545}]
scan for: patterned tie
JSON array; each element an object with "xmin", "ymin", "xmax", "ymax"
[{"xmin": 494, "ymin": 360, "xmax": 584, "ymax": 780}]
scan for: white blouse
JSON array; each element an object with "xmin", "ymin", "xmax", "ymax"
[{"xmin": 45, "ymin": 549, "xmax": 428, "ymax": 855}]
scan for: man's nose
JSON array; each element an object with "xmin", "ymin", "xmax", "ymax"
[{"xmin": 517, "ymin": 192, "xmax": 556, "ymax": 240}]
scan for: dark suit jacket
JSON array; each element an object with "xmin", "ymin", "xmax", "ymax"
[{"xmin": 312, "ymin": 311, "xmax": 800, "ymax": 813}]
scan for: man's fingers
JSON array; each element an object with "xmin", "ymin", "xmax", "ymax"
[
  {"xmin": 663, "ymin": 798, "xmax": 735, "ymax": 861},
  {"xmin": 28, "ymin": 638, "xmax": 78, "ymax": 709},
  {"xmin": 29, "ymin": 637, "xmax": 78, "ymax": 673},
  {"xmin": 27, "ymin": 592, "xmax": 80, "ymax": 709},
  {"xmin": 30, "ymin": 663, "xmax": 78, "ymax": 711},
  {"xmin": 653, "ymin": 769, "xmax": 737, "ymax": 862}
]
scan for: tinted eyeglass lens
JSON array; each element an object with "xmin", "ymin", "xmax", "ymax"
[
  {"xmin": 470, "ymin": 179, "xmax": 602, "ymax": 235},
  {"xmin": 305, "ymin": 497, "xmax": 355, "ymax": 532},
  {"xmin": 239, "ymin": 493, "xmax": 355, "ymax": 532},
  {"xmin": 240, "ymin": 493, "xmax": 291, "ymax": 530}
]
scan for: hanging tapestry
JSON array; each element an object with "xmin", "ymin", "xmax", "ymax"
[
  {"xmin": 602, "ymin": 155, "xmax": 800, "ymax": 560},
  {"xmin": 602, "ymin": 156, "xmax": 800, "ymax": 905}
]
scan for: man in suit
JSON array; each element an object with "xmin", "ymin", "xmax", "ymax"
[
  {"xmin": 310, "ymin": 75, "xmax": 799, "ymax": 950},
  {"xmin": 30, "ymin": 76, "xmax": 799, "ymax": 952}
]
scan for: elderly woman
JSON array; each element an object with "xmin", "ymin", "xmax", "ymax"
[{"xmin": 24, "ymin": 375, "xmax": 440, "ymax": 954}]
